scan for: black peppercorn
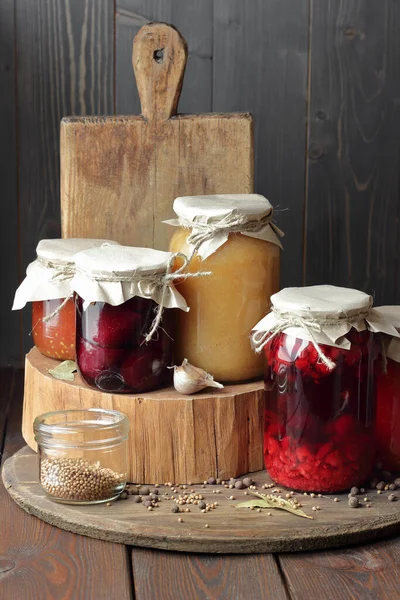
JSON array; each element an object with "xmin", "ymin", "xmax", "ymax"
[
  {"xmin": 139, "ymin": 486, "xmax": 150, "ymax": 496},
  {"xmin": 376, "ymin": 481, "xmax": 386, "ymax": 491},
  {"xmin": 150, "ymin": 488, "xmax": 159, "ymax": 495},
  {"xmin": 350, "ymin": 487, "xmax": 359, "ymax": 496},
  {"xmin": 229, "ymin": 478, "xmax": 236, "ymax": 486},
  {"xmin": 198, "ymin": 501, "xmax": 206, "ymax": 510},
  {"xmin": 150, "ymin": 493, "xmax": 159, "ymax": 501},
  {"xmin": 208, "ymin": 477, "xmax": 216, "ymax": 485},
  {"xmin": 389, "ymin": 483, "xmax": 397, "ymax": 491},
  {"xmin": 348, "ymin": 497, "xmax": 360, "ymax": 508},
  {"xmin": 119, "ymin": 491, "xmax": 128, "ymax": 500},
  {"xmin": 235, "ymin": 480, "xmax": 245, "ymax": 490},
  {"xmin": 171, "ymin": 505, "xmax": 180, "ymax": 513},
  {"xmin": 143, "ymin": 500, "xmax": 152, "ymax": 508},
  {"xmin": 394, "ymin": 478, "xmax": 400, "ymax": 488},
  {"xmin": 388, "ymin": 494, "xmax": 398, "ymax": 502},
  {"xmin": 133, "ymin": 495, "xmax": 142, "ymax": 503},
  {"xmin": 243, "ymin": 477, "xmax": 253, "ymax": 488}
]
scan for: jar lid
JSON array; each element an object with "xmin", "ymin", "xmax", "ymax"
[
  {"xmin": 251, "ymin": 285, "xmax": 400, "ymax": 369},
  {"xmin": 36, "ymin": 238, "xmax": 119, "ymax": 265},
  {"xmin": 271, "ymin": 285, "xmax": 372, "ymax": 319},
  {"xmin": 12, "ymin": 238, "xmax": 119, "ymax": 309},
  {"xmin": 374, "ymin": 306, "xmax": 400, "ymax": 363},
  {"xmin": 74, "ymin": 245, "xmax": 171, "ymax": 277},
  {"xmin": 164, "ymin": 194, "xmax": 283, "ymax": 259},
  {"xmin": 173, "ymin": 194, "xmax": 273, "ymax": 222},
  {"xmin": 71, "ymin": 244, "xmax": 189, "ymax": 318}
]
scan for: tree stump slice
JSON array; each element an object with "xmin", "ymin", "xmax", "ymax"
[
  {"xmin": 22, "ymin": 348, "xmax": 265, "ymax": 484},
  {"xmin": 4, "ymin": 446, "xmax": 400, "ymax": 554}
]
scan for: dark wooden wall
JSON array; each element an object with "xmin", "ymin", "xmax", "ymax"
[{"xmin": 1, "ymin": 0, "xmax": 399, "ymax": 366}]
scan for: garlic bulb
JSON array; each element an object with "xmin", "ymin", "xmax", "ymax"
[{"xmin": 171, "ymin": 359, "xmax": 224, "ymax": 394}]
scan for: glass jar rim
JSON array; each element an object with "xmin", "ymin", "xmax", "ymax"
[{"xmin": 34, "ymin": 408, "xmax": 129, "ymax": 439}]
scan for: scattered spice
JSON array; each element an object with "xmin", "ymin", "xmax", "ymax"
[
  {"xmin": 348, "ymin": 497, "xmax": 360, "ymax": 508},
  {"xmin": 388, "ymin": 494, "xmax": 398, "ymax": 502},
  {"xmin": 350, "ymin": 487, "xmax": 359, "ymax": 496}
]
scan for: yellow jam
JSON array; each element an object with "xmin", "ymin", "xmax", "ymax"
[{"xmin": 169, "ymin": 228, "xmax": 280, "ymax": 382}]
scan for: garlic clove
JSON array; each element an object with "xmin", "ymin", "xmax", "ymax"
[{"xmin": 172, "ymin": 359, "xmax": 224, "ymax": 395}]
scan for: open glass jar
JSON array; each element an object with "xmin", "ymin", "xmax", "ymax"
[
  {"xmin": 34, "ymin": 408, "xmax": 129, "ymax": 504},
  {"xmin": 71, "ymin": 245, "xmax": 189, "ymax": 393},
  {"xmin": 251, "ymin": 285, "xmax": 397, "ymax": 493},
  {"xmin": 167, "ymin": 194, "xmax": 283, "ymax": 382},
  {"xmin": 374, "ymin": 306, "xmax": 400, "ymax": 471},
  {"xmin": 12, "ymin": 238, "xmax": 118, "ymax": 360}
]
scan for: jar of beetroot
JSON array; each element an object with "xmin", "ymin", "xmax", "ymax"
[
  {"xmin": 374, "ymin": 306, "xmax": 400, "ymax": 471},
  {"xmin": 251, "ymin": 285, "xmax": 393, "ymax": 493},
  {"xmin": 71, "ymin": 245, "xmax": 190, "ymax": 393},
  {"xmin": 12, "ymin": 238, "xmax": 119, "ymax": 360}
]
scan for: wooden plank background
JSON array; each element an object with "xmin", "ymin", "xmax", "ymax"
[{"xmin": 2, "ymin": 0, "xmax": 400, "ymax": 366}]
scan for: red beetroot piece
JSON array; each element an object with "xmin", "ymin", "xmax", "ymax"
[
  {"xmin": 77, "ymin": 338, "xmax": 128, "ymax": 381},
  {"xmin": 120, "ymin": 347, "xmax": 167, "ymax": 392},
  {"xmin": 90, "ymin": 302, "xmax": 142, "ymax": 348}
]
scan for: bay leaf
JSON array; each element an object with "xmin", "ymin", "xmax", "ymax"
[{"xmin": 48, "ymin": 360, "xmax": 77, "ymax": 382}]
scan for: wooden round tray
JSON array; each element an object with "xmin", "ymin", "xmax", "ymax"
[
  {"xmin": 22, "ymin": 348, "xmax": 265, "ymax": 484},
  {"xmin": 4, "ymin": 446, "xmax": 400, "ymax": 554}
]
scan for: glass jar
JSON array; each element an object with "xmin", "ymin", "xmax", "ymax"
[
  {"xmin": 374, "ymin": 306, "xmax": 400, "ymax": 471},
  {"xmin": 32, "ymin": 297, "xmax": 75, "ymax": 360},
  {"xmin": 76, "ymin": 295, "xmax": 173, "ymax": 393},
  {"xmin": 168, "ymin": 194, "xmax": 282, "ymax": 382},
  {"xmin": 34, "ymin": 408, "xmax": 129, "ymax": 504},
  {"xmin": 263, "ymin": 329, "xmax": 377, "ymax": 493},
  {"xmin": 12, "ymin": 238, "xmax": 119, "ymax": 360},
  {"xmin": 71, "ymin": 245, "xmax": 188, "ymax": 394},
  {"xmin": 250, "ymin": 285, "xmax": 390, "ymax": 493},
  {"xmin": 376, "ymin": 357, "xmax": 400, "ymax": 471}
]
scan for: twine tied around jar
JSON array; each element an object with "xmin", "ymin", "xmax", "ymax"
[
  {"xmin": 182, "ymin": 210, "xmax": 284, "ymax": 260},
  {"xmin": 43, "ymin": 253, "xmax": 211, "ymax": 341},
  {"xmin": 252, "ymin": 303, "xmax": 374, "ymax": 372},
  {"xmin": 37, "ymin": 256, "xmax": 76, "ymax": 282}
]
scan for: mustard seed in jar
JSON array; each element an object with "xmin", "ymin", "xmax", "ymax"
[{"xmin": 34, "ymin": 408, "xmax": 129, "ymax": 505}]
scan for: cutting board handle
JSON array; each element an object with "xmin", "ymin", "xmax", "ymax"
[{"xmin": 133, "ymin": 22, "xmax": 188, "ymax": 122}]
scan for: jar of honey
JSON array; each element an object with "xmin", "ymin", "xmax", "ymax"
[
  {"xmin": 374, "ymin": 306, "xmax": 400, "ymax": 471},
  {"xmin": 166, "ymin": 194, "xmax": 283, "ymax": 382},
  {"xmin": 71, "ymin": 245, "xmax": 189, "ymax": 393},
  {"xmin": 12, "ymin": 238, "xmax": 119, "ymax": 360},
  {"xmin": 251, "ymin": 285, "xmax": 396, "ymax": 493}
]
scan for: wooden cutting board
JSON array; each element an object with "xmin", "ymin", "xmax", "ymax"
[{"xmin": 60, "ymin": 22, "xmax": 254, "ymax": 250}]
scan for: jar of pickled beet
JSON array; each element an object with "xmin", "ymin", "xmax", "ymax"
[
  {"xmin": 166, "ymin": 194, "xmax": 283, "ymax": 383},
  {"xmin": 374, "ymin": 306, "xmax": 400, "ymax": 471},
  {"xmin": 12, "ymin": 238, "xmax": 119, "ymax": 360},
  {"xmin": 71, "ymin": 245, "xmax": 189, "ymax": 393},
  {"xmin": 251, "ymin": 285, "xmax": 393, "ymax": 493}
]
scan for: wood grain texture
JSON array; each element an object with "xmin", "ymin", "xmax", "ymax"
[
  {"xmin": 6, "ymin": 446, "xmax": 400, "ymax": 554},
  {"xmin": 213, "ymin": 0, "xmax": 310, "ymax": 288},
  {"xmin": 116, "ymin": 0, "xmax": 213, "ymax": 114},
  {"xmin": 16, "ymin": 0, "xmax": 114, "ymax": 356},
  {"xmin": 61, "ymin": 23, "xmax": 253, "ymax": 251},
  {"xmin": 305, "ymin": 0, "xmax": 400, "ymax": 303},
  {"xmin": 22, "ymin": 348, "xmax": 265, "ymax": 484},
  {"xmin": 0, "ymin": 0, "xmax": 20, "ymax": 367},
  {"xmin": 0, "ymin": 370, "xmax": 133, "ymax": 600},
  {"xmin": 131, "ymin": 549, "xmax": 288, "ymax": 599},
  {"xmin": 280, "ymin": 539, "xmax": 400, "ymax": 599}
]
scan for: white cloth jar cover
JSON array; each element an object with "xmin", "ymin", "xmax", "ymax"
[
  {"xmin": 71, "ymin": 245, "xmax": 196, "ymax": 342},
  {"xmin": 164, "ymin": 194, "xmax": 284, "ymax": 260},
  {"xmin": 374, "ymin": 306, "xmax": 400, "ymax": 363},
  {"xmin": 251, "ymin": 285, "xmax": 400, "ymax": 371},
  {"xmin": 12, "ymin": 238, "xmax": 119, "ymax": 310}
]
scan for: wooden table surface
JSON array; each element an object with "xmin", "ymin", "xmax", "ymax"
[{"xmin": 2, "ymin": 370, "xmax": 400, "ymax": 600}]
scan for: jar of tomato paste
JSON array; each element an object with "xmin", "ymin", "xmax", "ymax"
[
  {"xmin": 166, "ymin": 194, "xmax": 283, "ymax": 382},
  {"xmin": 251, "ymin": 285, "xmax": 395, "ymax": 493},
  {"xmin": 12, "ymin": 239, "xmax": 118, "ymax": 360},
  {"xmin": 374, "ymin": 306, "xmax": 400, "ymax": 471},
  {"xmin": 71, "ymin": 245, "xmax": 190, "ymax": 393}
]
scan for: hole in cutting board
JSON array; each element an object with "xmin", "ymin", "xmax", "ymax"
[{"xmin": 153, "ymin": 49, "xmax": 164, "ymax": 63}]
